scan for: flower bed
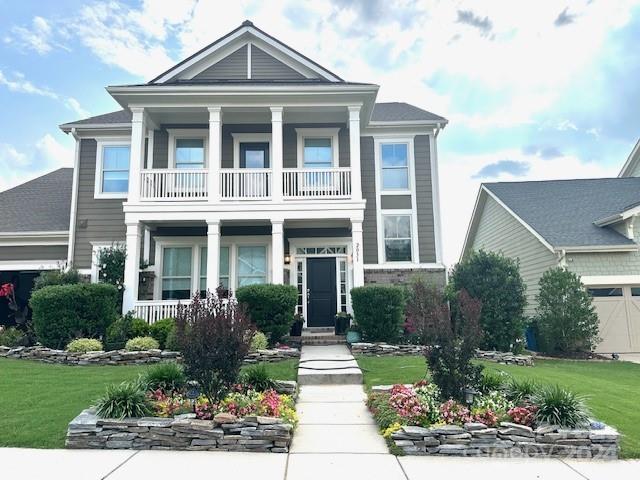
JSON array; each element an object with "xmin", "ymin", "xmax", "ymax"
[{"xmin": 367, "ymin": 382, "xmax": 619, "ymax": 459}]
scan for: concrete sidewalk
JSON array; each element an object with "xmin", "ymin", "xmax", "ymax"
[{"xmin": 1, "ymin": 448, "xmax": 638, "ymax": 480}]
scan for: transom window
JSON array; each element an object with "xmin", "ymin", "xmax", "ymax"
[
  {"xmin": 383, "ymin": 215, "xmax": 413, "ymax": 262},
  {"xmin": 588, "ymin": 288, "xmax": 623, "ymax": 297},
  {"xmin": 175, "ymin": 138, "xmax": 205, "ymax": 169},
  {"xmin": 304, "ymin": 138, "xmax": 333, "ymax": 168},
  {"xmin": 381, "ymin": 143, "xmax": 409, "ymax": 190},
  {"xmin": 237, "ymin": 246, "xmax": 267, "ymax": 287},
  {"xmin": 162, "ymin": 247, "xmax": 192, "ymax": 300},
  {"xmin": 295, "ymin": 246, "xmax": 347, "ymax": 255}
]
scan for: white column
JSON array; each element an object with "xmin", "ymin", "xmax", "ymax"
[
  {"xmin": 206, "ymin": 220, "xmax": 220, "ymax": 293},
  {"xmin": 348, "ymin": 105, "xmax": 362, "ymax": 201},
  {"xmin": 270, "ymin": 107, "xmax": 283, "ymax": 202},
  {"xmin": 128, "ymin": 108, "xmax": 146, "ymax": 202},
  {"xmin": 122, "ymin": 221, "xmax": 142, "ymax": 314},
  {"xmin": 351, "ymin": 219, "xmax": 364, "ymax": 287},
  {"xmin": 271, "ymin": 220, "xmax": 284, "ymax": 284},
  {"xmin": 208, "ymin": 107, "xmax": 222, "ymax": 202}
]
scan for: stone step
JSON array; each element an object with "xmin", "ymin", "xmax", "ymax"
[
  {"xmin": 303, "ymin": 327, "xmax": 334, "ymax": 334},
  {"xmin": 300, "ymin": 337, "xmax": 346, "ymax": 346},
  {"xmin": 297, "ymin": 368, "xmax": 363, "ymax": 385}
]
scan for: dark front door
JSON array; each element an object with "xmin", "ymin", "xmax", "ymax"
[{"xmin": 306, "ymin": 257, "xmax": 337, "ymax": 327}]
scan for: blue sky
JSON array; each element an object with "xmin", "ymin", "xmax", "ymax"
[{"xmin": 1, "ymin": 0, "xmax": 639, "ymax": 263}]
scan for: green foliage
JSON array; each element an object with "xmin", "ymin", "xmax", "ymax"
[
  {"xmin": 149, "ymin": 318, "xmax": 175, "ymax": 349},
  {"xmin": 95, "ymin": 245, "xmax": 126, "ymax": 290},
  {"xmin": 448, "ymin": 250, "xmax": 527, "ymax": 351},
  {"xmin": 535, "ymin": 267, "xmax": 600, "ymax": 353},
  {"xmin": 125, "ymin": 336, "xmax": 160, "ymax": 351},
  {"xmin": 30, "ymin": 283, "xmax": 118, "ymax": 349},
  {"xmin": 366, "ymin": 392, "xmax": 401, "ymax": 429},
  {"xmin": 532, "ymin": 384, "xmax": 590, "ymax": 428},
  {"xmin": 176, "ymin": 290, "xmax": 254, "ymax": 403},
  {"xmin": 142, "ymin": 362, "xmax": 186, "ymax": 393},
  {"xmin": 94, "ymin": 380, "xmax": 151, "ymax": 419},
  {"xmin": 478, "ymin": 371, "xmax": 507, "ymax": 394},
  {"xmin": 105, "ymin": 313, "xmax": 149, "ymax": 351},
  {"xmin": 32, "ymin": 268, "xmax": 81, "ymax": 291},
  {"xmin": 504, "ymin": 377, "xmax": 539, "ymax": 404},
  {"xmin": 164, "ymin": 326, "xmax": 180, "ymax": 351},
  {"xmin": 239, "ymin": 364, "xmax": 277, "ymax": 392},
  {"xmin": 0, "ymin": 327, "xmax": 27, "ymax": 347},
  {"xmin": 66, "ymin": 338, "xmax": 103, "ymax": 353},
  {"xmin": 351, "ymin": 285, "xmax": 406, "ymax": 342},
  {"xmin": 250, "ymin": 331, "xmax": 269, "ymax": 352},
  {"xmin": 404, "ymin": 278, "xmax": 448, "ymax": 344},
  {"xmin": 236, "ymin": 284, "xmax": 297, "ymax": 345}
]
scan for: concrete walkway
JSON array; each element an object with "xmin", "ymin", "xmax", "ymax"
[{"xmin": 297, "ymin": 345, "xmax": 362, "ymax": 385}]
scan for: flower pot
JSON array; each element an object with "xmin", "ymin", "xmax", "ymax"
[
  {"xmin": 334, "ymin": 316, "xmax": 349, "ymax": 335},
  {"xmin": 346, "ymin": 330, "xmax": 361, "ymax": 344},
  {"xmin": 289, "ymin": 320, "xmax": 303, "ymax": 337}
]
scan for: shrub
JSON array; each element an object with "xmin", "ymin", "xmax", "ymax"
[
  {"xmin": 0, "ymin": 326, "xmax": 27, "ymax": 347},
  {"xmin": 477, "ymin": 371, "xmax": 507, "ymax": 394},
  {"xmin": 66, "ymin": 338, "xmax": 103, "ymax": 353},
  {"xmin": 30, "ymin": 283, "xmax": 118, "ymax": 349},
  {"xmin": 95, "ymin": 380, "xmax": 151, "ymax": 419},
  {"xmin": 105, "ymin": 313, "xmax": 149, "ymax": 350},
  {"xmin": 532, "ymin": 384, "xmax": 590, "ymax": 428},
  {"xmin": 236, "ymin": 284, "xmax": 297, "ymax": 345},
  {"xmin": 165, "ymin": 326, "xmax": 180, "ymax": 351},
  {"xmin": 351, "ymin": 285, "xmax": 405, "ymax": 342},
  {"xmin": 425, "ymin": 289, "xmax": 484, "ymax": 401},
  {"xmin": 125, "ymin": 336, "xmax": 159, "ymax": 351},
  {"xmin": 149, "ymin": 318, "xmax": 175, "ymax": 349},
  {"xmin": 240, "ymin": 364, "xmax": 277, "ymax": 392},
  {"xmin": 33, "ymin": 268, "xmax": 81, "ymax": 291},
  {"xmin": 448, "ymin": 250, "xmax": 527, "ymax": 351},
  {"xmin": 176, "ymin": 289, "xmax": 254, "ymax": 403},
  {"xmin": 535, "ymin": 268, "xmax": 600, "ymax": 353},
  {"xmin": 250, "ymin": 331, "xmax": 269, "ymax": 352},
  {"xmin": 404, "ymin": 278, "xmax": 448, "ymax": 345},
  {"xmin": 142, "ymin": 362, "xmax": 186, "ymax": 393},
  {"xmin": 504, "ymin": 377, "xmax": 539, "ymax": 404}
]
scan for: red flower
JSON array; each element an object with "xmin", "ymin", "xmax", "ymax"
[{"xmin": 0, "ymin": 283, "xmax": 14, "ymax": 298}]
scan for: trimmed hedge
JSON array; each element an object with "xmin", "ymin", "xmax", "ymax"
[
  {"xmin": 236, "ymin": 284, "xmax": 298, "ymax": 345},
  {"xmin": 351, "ymin": 285, "xmax": 406, "ymax": 342},
  {"xmin": 149, "ymin": 318, "xmax": 176, "ymax": 350},
  {"xmin": 30, "ymin": 283, "xmax": 119, "ymax": 349}
]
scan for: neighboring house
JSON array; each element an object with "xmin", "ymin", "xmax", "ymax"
[
  {"xmin": 462, "ymin": 173, "xmax": 640, "ymax": 354},
  {"xmin": 0, "ymin": 168, "xmax": 72, "ymax": 324},
  {"xmin": 52, "ymin": 21, "xmax": 446, "ymax": 327}
]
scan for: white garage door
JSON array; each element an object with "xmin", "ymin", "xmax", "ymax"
[{"xmin": 589, "ymin": 286, "xmax": 640, "ymax": 353}]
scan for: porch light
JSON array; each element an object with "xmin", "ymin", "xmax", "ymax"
[
  {"xmin": 284, "ymin": 254, "xmax": 291, "ymax": 265},
  {"xmin": 186, "ymin": 381, "xmax": 200, "ymax": 412},
  {"xmin": 463, "ymin": 387, "xmax": 477, "ymax": 406}
]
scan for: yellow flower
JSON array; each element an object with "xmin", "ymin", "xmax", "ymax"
[{"xmin": 382, "ymin": 422, "xmax": 403, "ymax": 439}]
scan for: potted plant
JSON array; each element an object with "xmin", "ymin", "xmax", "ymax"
[
  {"xmin": 334, "ymin": 311, "xmax": 352, "ymax": 335},
  {"xmin": 346, "ymin": 323, "xmax": 362, "ymax": 344},
  {"xmin": 289, "ymin": 313, "xmax": 304, "ymax": 337}
]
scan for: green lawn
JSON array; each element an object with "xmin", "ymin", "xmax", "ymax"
[
  {"xmin": 356, "ymin": 355, "xmax": 640, "ymax": 459},
  {"xmin": 0, "ymin": 358, "xmax": 298, "ymax": 449}
]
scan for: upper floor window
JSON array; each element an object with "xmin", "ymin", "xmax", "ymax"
[
  {"xmin": 168, "ymin": 129, "xmax": 208, "ymax": 169},
  {"xmin": 383, "ymin": 214, "xmax": 413, "ymax": 262},
  {"xmin": 296, "ymin": 128, "xmax": 339, "ymax": 169},
  {"xmin": 94, "ymin": 140, "xmax": 130, "ymax": 199},
  {"xmin": 381, "ymin": 143, "xmax": 409, "ymax": 190}
]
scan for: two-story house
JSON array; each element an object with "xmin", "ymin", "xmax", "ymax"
[{"xmin": 1, "ymin": 21, "xmax": 446, "ymax": 328}]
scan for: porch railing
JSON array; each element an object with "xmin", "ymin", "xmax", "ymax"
[
  {"xmin": 220, "ymin": 169, "xmax": 272, "ymax": 200},
  {"xmin": 283, "ymin": 167, "xmax": 352, "ymax": 199},
  {"xmin": 140, "ymin": 169, "xmax": 208, "ymax": 200},
  {"xmin": 134, "ymin": 300, "xmax": 189, "ymax": 324}
]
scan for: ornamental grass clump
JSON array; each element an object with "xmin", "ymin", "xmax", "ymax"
[
  {"xmin": 142, "ymin": 362, "xmax": 186, "ymax": 393},
  {"xmin": 504, "ymin": 377, "xmax": 539, "ymax": 405},
  {"xmin": 532, "ymin": 384, "xmax": 591, "ymax": 428},
  {"xmin": 95, "ymin": 380, "xmax": 151, "ymax": 419},
  {"xmin": 240, "ymin": 364, "xmax": 277, "ymax": 392}
]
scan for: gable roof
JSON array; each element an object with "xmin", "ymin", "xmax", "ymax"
[
  {"xmin": 0, "ymin": 168, "xmax": 72, "ymax": 233},
  {"xmin": 618, "ymin": 137, "xmax": 640, "ymax": 177},
  {"xmin": 371, "ymin": 102, "xmax": 447, "ymax": 124},
  {"xmin": 482, "ymin": 178, "xmax": 640, "ymax": 249},
  {"xmin": 150, "ymin": 20, "xmax": 343, "ymax": 84}
]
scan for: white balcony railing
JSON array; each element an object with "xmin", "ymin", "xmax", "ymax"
[
  {"xmin": 283, "ymin": 167, "xmax": 352, "ymax": 199},
  {"xmin": 134, "ymin": 300, "xmax": 189, "ymax": 324},
  {"xmin": 220, "ymin": 168, "xmax": 271, "ymax": 200},
  {"xmin": 140, "ymin": 169, "xmax": 208, "ymax": 201}
]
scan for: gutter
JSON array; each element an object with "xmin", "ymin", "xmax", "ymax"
[{"xmin": 555, "ymin": 244, "xmax": 639, "ymax": 253}]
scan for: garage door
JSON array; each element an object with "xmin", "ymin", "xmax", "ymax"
[{"xmin": 589, "ymin": 286, "xmax": 640, "ymax": 353}]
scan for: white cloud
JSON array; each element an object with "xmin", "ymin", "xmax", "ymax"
[
  {"xmin": 6, "ymin": 15, "xmax": 69, "ymax": 54},
  {"xmin": 36, "ymin": 134, "xmax": 74, "ymax": 168},
  {"xmin": 64, "ymin": 97, "xmax": 90, "ymax": 118},
  {"xmin": 0, "ymin": 69, "xmax": 58, "ymax": 98}
]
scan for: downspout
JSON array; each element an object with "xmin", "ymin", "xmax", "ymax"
[
  {"xmin": 557, "ymin": 249, "xmax": 567, "ymax": 269},
  {"xmin": 66, "ymin": 128, "xmax": 80, "ymax": 270}
]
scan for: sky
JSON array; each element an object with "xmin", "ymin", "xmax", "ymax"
[{"xmin": 1, "ymin": 0, "xmax": 640, "ymax": 265}]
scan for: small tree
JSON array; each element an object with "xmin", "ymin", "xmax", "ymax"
[
  {"xmin": 448, "ymin": 250, "xmax": 527, "ymax": 351},
  {"xmin": 535, "ymin": 268, "xmax": 600, "ymax": 353},
  {"xmin": 404, "ymin": 277, "xmax": 448, "ymax": 345},
  {"xmin": 175, "ymin": 289, "xmax": 254, "ymax": 403},
  {"xmin": 96, "ymin": 245, "xmax": 126, "ymax": 310},
  {"xmin": 425, "ymin": 289, "xmax": 484, "ymax": 401}
]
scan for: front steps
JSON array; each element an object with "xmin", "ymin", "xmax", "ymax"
[
  {"xmin": 297, "ymin": 345, "xmax": 363, "ymax": 385},
  {"xmin": 287, "ymin": 327, "xmax": 347, "ymax": 346}
]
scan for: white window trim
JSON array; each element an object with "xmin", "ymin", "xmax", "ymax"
[
  {"xmin": 94, "ymin": 138, "xmax": 131, "ymax": 199},
  {"xmin": 295, "ymin": 128, "xmax": 340, "ymax": 168},
  {"xmin": 379, "ymin": 211, "xmax": 418, "ymax": 265},
  {"xmin": 167, "ymin": 129, "xmax": 209, "ymax": 169},
  {"xmin": 376, "ymin": 138, "xmax": 414, "ymax": 194},
  {"xmin": 231, "ymin": 133, "xmax": 272, "ymax": 168},
  {"xmin": 91, "ymin": 242, "xmax": 124, "ymax": 283},
  {"xmin": 224, "ymin": 236, "xmax": 271, "ymax": 290}
]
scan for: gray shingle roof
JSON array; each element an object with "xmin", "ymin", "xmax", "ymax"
[
  {"xmin": 371, "ymin": 102, "xmax": 447, "ymax": 123},
  {"xmin": 60, "ymin": 109, "xmax": 132, "ymax": 129},
  {"xmin": 0, "ymin": 168, "xmax": 73, "ymax": 233},
  {"xmin": 484, "ymin": 178, "xmax": 640, "ymax": 247}
]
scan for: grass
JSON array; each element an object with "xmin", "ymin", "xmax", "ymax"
[
  {"xmin": 0, "ymin": 358, "xmax": 298, "ymax": 449},
  {"xmin": 356, "ymin": 355, "xmax": 640, "ymax": 459}
]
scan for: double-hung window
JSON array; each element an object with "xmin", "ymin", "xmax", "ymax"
[
  {"xmin": 383, "ymin": 215, "xmax": 413, "ymax": 262},
  {"xmin": 162, "ymin": 247, "xmax": 192, "ymax": 300},
  {"xmin": 303, "ymin": 138, "xmax": 333, "ymax": 168},
  {"xmin": 175, "ymin": 139, "xmax": 205, "ymax": 169},
  {"xmin": 381, "ymin": 143, "xmax": 409, "ymax": 190},
  {"xmin": 95, "ymin": 141, "xmax": 130, "ymax": 198},
  {"xmin": 237, "ymin": 246, "xmax": 267, "ymax": 287}
]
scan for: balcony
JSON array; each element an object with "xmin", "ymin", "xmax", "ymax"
[{"xmin": 138, "ymin": 167, "xmax": 353, "ymax": 201}]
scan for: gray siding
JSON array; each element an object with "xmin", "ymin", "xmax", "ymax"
[
  {"xmin": 222, "ymin": 124, "xmax": 271, "ymax": 168},
  {"xmin": 361, "ymin": 136, "xmax": 378, "ymax": 264},
  {"xmin": 381, "ymin": 195, "xmax": 412, "ymax": 210},
  {"xmin": 73, "ymin": 139, "xmax": 126, "ymax": 269},
  {"xmin": 251, "ymin": 46, "xmax": 306, "ymax": 80},
  {"xmin": 364, "ymin": 268, "xmax": 446, "ymax": 288},
  {"xmin": 152, "ymin": 130, "xmax": 168, "ymax": 168},
  {"xmin": 471, "ymin": 195, "xmax": 559, "ymax": 316},
  {"xmin": 414, "ymin": 135, "xmax": 436, "ymax": 263},
  {"xmin": 0, "ymin": 245, "xmax": 67, "ymax": 262},
  {"xmin": 193, "ymin": 45, "xmax": 248, "ymax": 80}
]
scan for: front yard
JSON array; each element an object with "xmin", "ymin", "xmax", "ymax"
[
  {"xmin": 357, "ymin": 355, "xmax": 640, "ymax": 458},
  {"xmin": 0, "ymin": 358, "xmax": 298, "ymax": 449}
]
